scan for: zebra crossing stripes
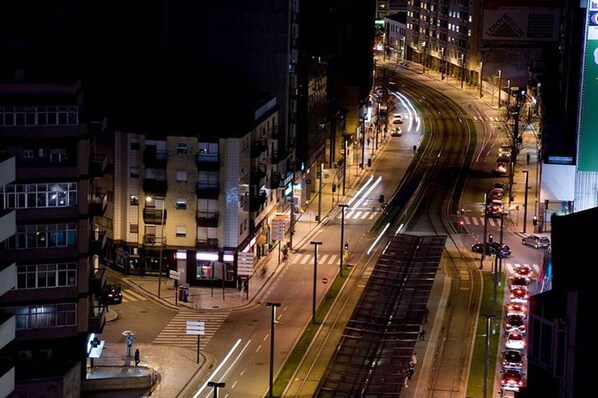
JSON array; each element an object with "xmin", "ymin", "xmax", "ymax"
[
  {"xmin": 122, "ymin": 289, "xmax": 148, "ymax": 303},
  {"xmin": 462, "ymin": 216, "xmax": 505, "ymax": 226},
  {"xmin": 153, "ymin": 310, "xmax": 229, "ymax": 349},
  {"xmin": 338, "ymin": 209, "xmax": 379, "ymax": 220},
  {"xmin": 291, "ymin": 253, "xmax": 340, "ymax": 266}
]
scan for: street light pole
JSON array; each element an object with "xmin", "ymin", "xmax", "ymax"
[
  {"xmin": 481, "ymin": 313, "xmax": 495, "ymax": 398},
  {"xmin": 480, "ymin": 198, "xmax": 487, "ymax": 269},
  {"xmin": 266, "ymin": 302, "xmax": 281, "ymax": 397},
  {"xmin": 522, "ymin": 170, "xmax": 529, "ymax": 233},
  {"xmin": 342, "ymin": 135, "xmax": 347, "ymax": 196},
  {"xmin": 338, "ymin": 204, "xmax": 349, "ymax": 277},
  {"xmin": 207, "ymin": 381, "xmax": 225, "ymax": 398},
  {"xmin": 360, "ymin": 118, "xmax": 365, "ymax": 170},
  {"xmin": 310, "ymin": 241, "xmax": 322, "ymax": 323},
  {"xmin": 479, "ymin": 61, "xmax": 483, "ymax": 98},
  {"xmin": 317, "ymin": 162, "xmax": 323, "ymax": 223},
  {"xmin": 497, "ymin": 70, "xmax": 502, "ymax": 108},
  {"xmin": 460, "ymin": 54, "xmax": 465, "ymax": 89}
]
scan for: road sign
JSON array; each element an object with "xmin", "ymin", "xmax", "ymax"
[
  {"xmin": 237, "ymin": 252, "xmax": 254, "ymax": 276},
  {"xmin": 186, "ymin": 320, "xmax": 205, "ymax": 335},
  {"xmin": 169, "ymin": 270, "xmax": 180, "ymax": 280},
  {"xmin": 322, "ymin": 277, "xmax": 328, "ymax": 284},
  {"xmin": 271, "ymin": 219, "xmax": 286, "ymax": 241}
]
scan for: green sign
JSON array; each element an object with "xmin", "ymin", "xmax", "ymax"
[{"xmin": 579, "ymin": 4, "xmax": 598, "ymax": 171}]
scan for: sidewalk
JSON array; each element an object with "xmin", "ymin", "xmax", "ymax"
[{"xmin": 90, "ymin": 58, "xmax": 542, "ymax": 398}]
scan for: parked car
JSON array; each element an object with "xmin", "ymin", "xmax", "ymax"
[
  {"xmin": 505, "ymin": 331, "xmax": 526, "ymax": 350},
  {"xmin": 102, "ymin": 284, "xmax": 123, "ymax": 305},
  {"xmin": 509, "ymin": 287, "xmax": 530, "ymax": 303},
  {"xmin": 503, "ymin": 314, "xmax": 527, "ymax": 335},
  {"xmin": 505, "ymin": 302, "xmax": 528, "ymax": 318},
  {"xmin": 391, "ymin": 127, "xmax": 402, "ymax": 137},
  {"xmin": 392, "ymin": 115, "xmax": 403, "ymax": 124},
  {"xmin": 521, "ymin": 234, "xmax": 550, "ymax": 249},
  {"xmin": 501, "ymin": 350, "xmax": 524, "ymax": 370},
  {"xmin": 471, "ymin": 242, "xmax": 511, "ymax": 258},
  {"xmin": 513, "ymin": 264, "xmax": 534, "ymax": 279},
  {"xmin": 509, "ymin": 276, "xmax": 530, "ymax": 291},
  {"xmin": 500, "ymin": 368, "xmax": 524, "ymax": 392},
  {"xmin": 493, "ymin": 182, "xmax": 506, "ymax": 190},
  {"xmin": 486, "ymin": 199, "xmax": 505, "ymax": 218}
]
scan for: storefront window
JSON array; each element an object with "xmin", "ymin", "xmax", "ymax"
[{"xmin": 196, "ymin": 261, "xmax": 212, "ymax": 279}]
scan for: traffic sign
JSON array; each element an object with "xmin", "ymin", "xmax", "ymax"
[
  {"xmin": 169, "ymin": 270, "xmax": 180, "ymax": 280},
  {"xmin": 186, "ymin": 320, "xmax": 205, "ymax": 335},
  {"xmin": 271, "ymin": 219, "xmax": 286, "ymax": 241},
  {"xmin": 237, "ymin": 252, "xmax": 254, "ymax": 276},
  {"xmin": 322, "ymin": 277, "xmax": 328, "ymax": 284}
]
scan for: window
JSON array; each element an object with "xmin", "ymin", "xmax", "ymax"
[
  {"xmin": 130, "ymin": 224, "xmax": 138, "ymax": 233},
  {"xmin": 1, "ymin": 183, "xmax": 77, "ymax": 209},
  {"xmin": 176, "ymin": 170, "xmax": 188, "ymax": 182},
  {"xmin": 16, "ymin": 263, "xmax": 77, "ymax": 289},
  {"xmin": 130, "ymin": 195, "xmax": 139, "ymax": 205},
  {"xmin": 176, "ymin": 225, "xmax": 187, "ymax": 238},
  {"xmin": 5, "ymin": 223, "xmax": 77, "ymax": 249},
  {"xmin": 176, "ymin": 199, "xmax": 187, "ymax": 209},
  {"xmin": 23, "ymin": 150, "xmax": 34, "ymax": 158},
  {"xmin": 130, "ymin": 140, "xmax": 140, "ymax": 150},
  {"xmin": 11, "ymin": 303, "xmax": 77, "ymax": 329},
  {"xmin": 130, "ymin": 167, "xmax": 139, "ymax": 178},
  {"xmin": 177, "ymin": 142, "xmax": 188, "ymax": 154}
]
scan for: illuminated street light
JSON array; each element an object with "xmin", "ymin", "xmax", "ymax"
[
  {"xmin": 266, "ymin": 302, "xmax": 281, "ymax": 397},
  {"xmin": 338, "ymin": 204, "xmax": 349, "ymax": 276},
  {"xmin": 310, "ymin": 241, "xmax": 322, "ymax": 323}
]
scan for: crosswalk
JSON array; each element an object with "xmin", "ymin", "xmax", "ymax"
[
  {"xmin": 289, "ymin": 253, "xmax": 341, "ymax": 266},
  {"xmin": 153, "ymin": 310, "xmax": 230, "ymax": 349},
  {"xmin": 121, "ymin": 289, "xmax": 148, "ymax": 303},
  {"xmin": 337, "ymin": 208, "xmax": 379, "ymax": 220},
  {"xmin": 460, "ymin": 216, "xmax": 508, "ymax": 227}
]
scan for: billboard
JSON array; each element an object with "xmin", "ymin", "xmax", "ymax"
[
  {"xmin": 482, "ymin": 1, "xmax": 561, "ymax": 42},
  {"xmin": 578, "ymin": 1, "xmax": 598, "ymax": 171}
]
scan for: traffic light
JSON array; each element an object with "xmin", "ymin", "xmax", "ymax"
[
  {"xmin": 344, "ymin": 242, "xmax": 349, "ymax": 251},
  {"xmin": 532, "ymin": 216, "xmax": 538, "ymax": 226},
  {"xmin": 488, "ymin": 234, "xmax": 494, "ymax": 243}
]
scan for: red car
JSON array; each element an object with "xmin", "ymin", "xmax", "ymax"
[
  {"xmin": 510, "ymin": 287, "xmax": 530, "ymax": 303},
  {"xmin": 501, "ymin": 369, "xmax": 524, "ymax": 392}
]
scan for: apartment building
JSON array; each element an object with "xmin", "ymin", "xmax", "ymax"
[{"xmin": 0, "ymin": 73, "xmax": 108, "ymax": 397}]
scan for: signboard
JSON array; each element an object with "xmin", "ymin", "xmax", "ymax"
[
  {"xmin": 579, "ymin": 1, "xmax": 598, "ymax": 171},
  {"xmin": 186, "ymin": 320, "xmax": 205, "ymax": 335},
  {"xmin": 237, "ymin": 251, "xmax": 254, "ymax": 276},
  {"xmin": 271, "ymin": 219, "xmax": 286, "ymax": 241},
  {"xmin": 169, "ymin": 270, "xmax": 180, "ymax": 280}
]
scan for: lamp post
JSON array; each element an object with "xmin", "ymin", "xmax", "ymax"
[
  {"xmin": 359, "ymin": 118, "xmax": 365, "ymax": 170},
  {"xmin": 400, "ymin": 36, "xmax": 406, "ymax": 62},
  {"xmin": 147, "ymin": 196, "xmax": 166, "ymax": 298},
  {"xmin": 207, "ymin": 381, "xmax": 225, "ymax": 398},
  {"xmin": 421, "ymin": 41, "xmax": 426, "ymax": 73},
  {"xmin": 522, "ymin": 170, "xmax": 529, "ymax": 233},
  {"xmin": 497, "ymin": 70, "xmax": 502, "ymax": 109},
  {"xmin": 310, "ymin": 241, "xmax": 322, "ymax": 323},
  {"xmin": 480, "ymin": 197, "xmax": 487, "ymax": 269},
  {"xmin": 439, "ymin": 47, "xmax": 445, "ymax": 80},
  {"xmin": 481, "ymin": 314, "xmax": 495, "ymax": 398},
  {"xmin": 317, "ymin": 162, "xmax": 323, "ymax": 223},
  {"xmin": 479, "ymin": 61, "xmax": 483, "ymax": 98},
  {"xmin": 459, "ymin": 53, "xmax": 465, "ymax": 89},
  {"xmin": 266, "ymin": 302, "xmax": 281, "ymax": 397},
  {"xmin": 338, "ymin": 204, "xmax": 349, "ymax": 277},
  {"xmin": 342, "ymin": 135, "xmax": 348, "ymax": 195}
]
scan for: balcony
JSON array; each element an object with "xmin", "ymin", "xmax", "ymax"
[
  {"xmin": 250, "ymin": 190, "xmax": 267, "ymax": 212},
  {"xmin": 197, "ymin": 211, "xmax": 219, "ymax": 227},
  {"xmin": 143, "ymin": 207, "xmax": 167, "ymax": 224},
  {"xmin": 90, "ymin": 230, "xmax": 107, "ymax": 254},
  {"xmin": 143, "ymin": 148, "xmax": 167, "ymax": 168},
  {"xmin": 88, "ymin": 305, "xmax": 106, "ymax": 334},
  {"xmin": 270, "ymin": 150, "xmax": 279, "ymax": 164},
  {"xmin": 89, "ymin": 267, "xmax": 107, "ymax": 295},
  {"xmin": 143, "ymin": 235, "xmax": 166, "ymax": 246},
  {"xmin": 90, "ymin": 154, "xmax": 107, "ymax": 177},
  {"xmin": 143, "ymin": 179, "xmax": 168, "ymax": 197},
  {"xmin": 251, "ymin": 164, "xmax": 267, "ymax": 186},
  {"xmin": 196, "ymin": 183, "xmax": 219, "ymax": 199},
  {"xmin": 196, "ymin": 153, "xmax": 219, "ymax": 171},
  {"xmin": 197, "ymin": 238, "xmax": 218, "ymax": 249},
  {"xmin": 251, "ymin": 140, "xmax": 268, "ymax": 158},
  {"xmin": 0, "ymin": 209, "xmax": 15, "ymax": 243},
  {"xmin": 269, "ymin": 173, "xmax": 281, "ymax": 189},
  {"xmin": 89, "ymin": 192, "xmax": 108, "ymax": 216}
]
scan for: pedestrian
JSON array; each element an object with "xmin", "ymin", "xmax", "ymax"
[
  {"xmin": 407, "ymin": 362, "xmax": 415, "ymax": 380},
  {"xmin": 134, "ymin": 348, "xmax": 140, "ymax": 366},
  {"xmin": 526, "ymin": 152, "xmax": 531, "ymax": 165},
  {"xmin": 419, "ymin": 325, "xmax": 426, "ymax": 341},
  {"xmin": 413, "ymin": 145, "xmax": 417, "ymax": 153},
  {"xmin": 410, "ymin": 352, "xmax": 417, "ymax": 369}
]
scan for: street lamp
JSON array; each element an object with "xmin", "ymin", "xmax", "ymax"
[
  {"xmin": 439, "ymin": 47, "xmax": 445, "ymax": 80},
  {"xmin": 522, "ymin": 170, "xmax": 530, "ymax": 233},
  {"xmin": 421, "ymin": 41, "xmax": 426, "ymax": 73},
  {"xmin": 342, "ymin": 134, "xmax": 348, "ymax": 196},
  {"xmin": 310, "ymin": 241, "xmax": 322, "ymax": 323},
  {"xmin": 207, "ymin": 381, "xmax": 225, "ymax": 398},
  {"xmin": 459, "ymin": 53, "xmax": 465, "ymax": 89},
  {"xmin": 359, "ymin": 117, "xmax": 365, "ymax": 170},
  {"xmin": 338, "ymin": 204, "xmax": 349, "ymax": 277},
  {"xmin": 317, "ymin": 162, "xmax": 324, "ymax": 223},
  {"xmin": 481, "ymin": 314, "xmax": 495, "ymax": 398},
  {"xmin": 147, "ymin": 196, "xmax": 166, "ymax": 298},
  {"xmin": 266, "ymin": 302, "xmax": 281, "ymax": 397},
  {"xmin": 479, "ymin": 61, "xmax": 484, "ymax": 98},
  {"xmin": 497, "ymin": 70, "xmax": 502, "ymax": 109}
]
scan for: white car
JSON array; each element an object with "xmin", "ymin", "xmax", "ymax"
[
  {"xmin": 392, "ymin": 114, "xmax": 403, "ymax": 124},
  {"xmin": 505, "ymin": 331, "xmax": 526, "ymax": 350}
]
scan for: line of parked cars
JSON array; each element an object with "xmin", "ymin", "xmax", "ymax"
[{"xmin": 500, "ymin": 264, "xmax": 534, "ymax": 394}]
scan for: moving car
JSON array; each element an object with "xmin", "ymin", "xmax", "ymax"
[
  {"xmin": 501, "ymin": 350, "xmax": 524, "ymax": 370},
  {"xmin": 497, "ymin": 146, "xmax": 512, "ymax": 163},
  {"xmin": 486, "ymin": 199, "xmax": 505, "ymax": 218},
  {"xmin": 505, "ymin": 331, "xmax": 526, "ymax": 350},
  {"xmin": 503, "ymin": 314, "xmax": 527, "ymax": 335},
  {"xmin": 102, "ymin": 284, "xmax": 123, "ymax": 305},
  {"xmin": 494, "ymin": 161, "xmax": 508, "ymax": 175},
  {"xmin": 500, "ymin": 369, "xmax": 524, "ymax": 392},
  {"xmin": 509, "ymin": 287, "xmax": 530, "ymax": 303},
  {"xmin": 471, "ymin": 242, "xmax": 511, "ymax": 258},
  {"xmin": 392, "ymin": 114, "xmax": 403, "ymax": 124},
  {"xmin": 487, "ymin": 187, "xmax": 504, "ymax": 200},
  {"xmin": 493, "ymin": 182, "xmax": 506, "ymax": 190},
  {"xmin": 391, "ymin": 127, "xmax": 402, "ymax": 137},
  {"xmin": 505, "ymin": 302, "xmax": 528, "ymax": 318},
  {"xmin": 509, "ymin": 276, "xmax": 530, "ymax": 291},
  {"xmin": 513, "ymin": 264, "xmax": 534, "ymax": 279},
  {"xmin": 521, "ymin": 234, "xmax": 550, "ymax": 249}
]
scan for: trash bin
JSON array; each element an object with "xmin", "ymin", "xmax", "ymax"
[{"xmin": 178, "ymin": 284, "xmax": 189, "ymax": 302}]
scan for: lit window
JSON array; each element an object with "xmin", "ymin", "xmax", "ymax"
[
  {"xmin": 176, "ymin": 199, "xmax": 187, "ymax": 209},
  {"xmin": 176, "ymin": 225, "xmax": 187, "ymax": 237}
]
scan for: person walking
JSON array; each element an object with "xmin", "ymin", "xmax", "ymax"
[
  {"xmin": 134, "ymin": 348, "xmax": 140, "ymax": 366},
  {"xmin": 410, "ymin": 352, "xmax": 417, "ymax": 369},
  {"xmin": 419, "ymin": 324, "xmax": 426, "ymax": 341}
]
